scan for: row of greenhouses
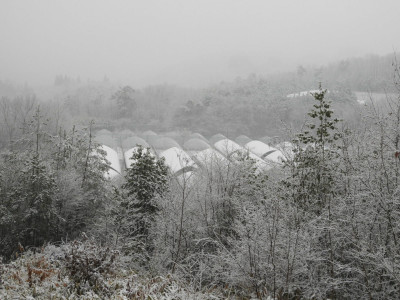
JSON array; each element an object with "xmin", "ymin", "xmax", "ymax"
[{"xmin": 93, "ymin": 130, "xmax": 294, "ymax": 179}]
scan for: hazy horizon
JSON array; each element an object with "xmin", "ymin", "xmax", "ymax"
[{"xmin": 1, "ymin": 0, "xmax": 400, "ymax": 88}]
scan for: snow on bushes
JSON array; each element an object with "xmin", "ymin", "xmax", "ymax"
[{"xmin": 0, "ymin": 239, "xmax": 224, "ymax": 299}]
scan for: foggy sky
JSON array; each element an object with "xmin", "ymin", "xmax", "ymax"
[{"xmin": 1, "ymin": 0, "xmax": 400, "ymax": 87}]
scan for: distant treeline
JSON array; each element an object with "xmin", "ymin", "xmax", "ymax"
[{"xmin": 0, "ymin": 53, "xmax": 396, "ymax": 140}]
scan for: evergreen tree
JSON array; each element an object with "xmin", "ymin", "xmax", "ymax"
[
  {"xmin": 285, "ymin": 85, "xmax": 343, "ymax": 298},
  {"xmin": 290, "ymin": 85, "xmax": 341, "ymax": 214},
  {"xmin": 20, "ymin": 152, "xmax": 58, "ymax": 247},
  {"xmin": 121, "ymin": 145, "xmax": 168, "ymax": 238}
]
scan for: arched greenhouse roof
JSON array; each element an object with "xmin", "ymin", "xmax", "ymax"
[
  {"xmin": 94, "ymin": 135, "xmax": 118, "ymax": 148},
  {"xmin": 192, "ymin": 148, "xmax": 227, "ymax": 168},
  {"xmin": 260, "ymin": 136, "xmax": 273, "ymax": 146},
  {"xmin": 144, "ymin": 135, "xmax": 160, "ymax": 145},
  {"xmin": 96, "ymin": 145, "xmax": 121, "ymax": 179},
  {"xmin": 235, "ymin": 135, "xmax": 252, "ymax": 146},
  {"xmin": 264, "ymin": 150, "xmax": 286, "ymax": 164},
  {"xmin": 163, "ymin": 131, "xmax": 181, "ymax": 139},
  {"xmin": 213, "ymin": 138, "xmax": 243, "ymax": 158},
  {"xmin": 215, "ymin": 139, "xmax": 271, "ymax": 172},
  {"xmin": 276, "ymin": 141, "xmax": 295, "ymax": 151},
  {"xmin": 141, "ymin": 130, "xmax": 157, "ymax": 137},
  {"xmin": 245, "ymin": 140, "xmax": 278, "ymax": 159},
  {"xmin": 119, "ymin": 129, "xmax": 134, "ymax": 139},
  {"xmin": 160, "ymin": 147, "xmax": 196, "ymax": 175},
  {"xmin": 183, "ymin": 138, "xmax": 210, "ymax": 151},
  {"xmin": 150, "ymin": 137, "xmax": 181, "ymax": 150},
  {"xmin": 163, "ymin": 131, "xmax": 185, "ymax": 145},
  {"xmin": 245, "ymin": 140, "xmax": 286, "ymax": 164},
  {"xmin": 189, "ymin": 132, "xmax": 208, "ymax": 142},
  {"xmin": 209, "ymin": 133, "xmax": 227, "ymax": 145},
  {"xmin": 122, "ymin": 136, "xmax": 149, "ymax": 150}
]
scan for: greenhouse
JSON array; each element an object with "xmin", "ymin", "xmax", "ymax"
[
  {"xmin": 214, "ymin": 138, "xmax": 244, "ymax": 158},
  {"xmin": 192, "ymin": 148, "xmax": 228, "ymax": 168},
  {"xmin": 183, "ymin": 138, "xmax": 210, "ymax": 155},
  {"xmin": 94, "ymin": 134, "xmax": 118, "ymax": 149},
  {"xmin": 209, "ymin": 133, "xmax": 227, "ymax": 145},
  {"xmin": 245, "ymin": 140, "xmax": 285, "ymax": 164},
  {"xmin": 163, "ymin": 131, "xmax": 184, "ymax": 144},
  {"xmin": 264, "ymin": 150, "xmax": 286, "ymax": 164},
  {"xmin": 214, "ymin": 139, "xmax": 270, "ymax": 172},
  {"xmin": 189, "ymin": 132, "xmax": 208, "ymax": 142},
  {"xmin": 150, "ymin": 137, "xmax": 181, "ymax": 153},
  {"xmin": 145, "ymin": 134, "xmax": 161, "ymax": 146},
  {"xmin": 245, "ymin": 140, "xmax": 278, "ymax": 158},
  {"xmin": 141, "ymin": 130, "xmax": 157, "ymax": 138},
  {"xmin": 160, "ymin": 147, "xmax": 197, "ymax": 175},
  {"xmin": 119, "ymin": 129, "xmax": 135, "ymax": 139},
  {"xmin": 96, "ymin": 145, "xmax": 121, "ymax": 179},
  {"xmin": 122, "ymin": 136, "xmax": 149, "ymax": 150},
  {"xmin": 260, "ymin": 135, "xmax": 273, "ymax": 146},
  {"xmin": 235, "ymin": 135, "xmax": 252, "ymax": 146}
]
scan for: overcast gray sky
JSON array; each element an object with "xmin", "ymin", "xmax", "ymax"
[{"xmin": 1, "ymin": 0, "xmax": 400, "ymax": 87}]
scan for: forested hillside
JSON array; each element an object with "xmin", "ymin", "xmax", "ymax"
[
  {"xmin": 1, "ymin": 53, "xmax": 394, "ymax": 141},
  {"xmin": 1, "ymin": 54, "xmax": 400, "ymax": 299}
]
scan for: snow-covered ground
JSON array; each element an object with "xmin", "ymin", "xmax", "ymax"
[{"xmin": 0, "ymin": 242, "xmax": 225, "ymax": 300}]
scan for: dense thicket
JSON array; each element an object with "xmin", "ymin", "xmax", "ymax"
[{"xmin": 0, "ymin": 106, "xmax": 110, "ymax": 259}]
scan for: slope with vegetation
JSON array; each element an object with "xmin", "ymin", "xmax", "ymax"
[{"xmin": 1, "ymin": 53, "xmax": 400, "ymax": 299}]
